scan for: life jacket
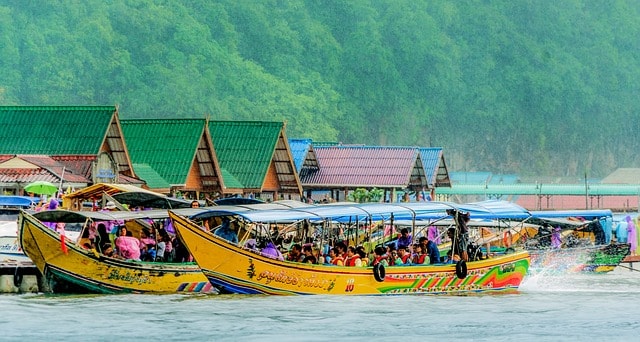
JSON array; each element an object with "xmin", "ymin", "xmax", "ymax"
[
  {"xmin": 400, "ymin": 253, "xmax": 412, "ymax": 264},
  {"xmin": 413, "ymin": 253, "xmax": 427, "ymax": 264},
  {"xmin": 345, "ymin": 255, "xmax": 360, "ymax": 267},
  {"xmin": 372, "ymin": 255, "xmax": 387, "ymax": 265},
  {"xmin": 331, "ymin": 255, "xmax": 344, "ymax": 265}
]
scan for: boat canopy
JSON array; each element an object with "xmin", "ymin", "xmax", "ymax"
[
  {"xmin": 0, "ymin": 195, "xmax": 38, "ymax": 208},
  {"xmin": 29, "ymin": 208, "xmax": 206, "ymax": 223},
  {"xmin": 529, "ymin": 209, "xmax": 612, "ymax": 220},
  {"xmin": 188, "ymin": 200, "xmax": 531, "ymax": 224}
]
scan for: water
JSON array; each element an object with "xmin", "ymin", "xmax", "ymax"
[{"xmin": 1, "ymin": 269, "xmax": 639, "ymax": 341}]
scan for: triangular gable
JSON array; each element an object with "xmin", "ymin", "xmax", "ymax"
[
  {"xmin": 121, "ymin": 118, "xmax": 223, "ymax": 193},
  {"xmin": 419, "ymin": 147, "xmax": 451, "ymax": 188},
  {"xmin": 103, "ymin": 108, "xmax": 134, "ymax": 177},
  {"xmin": 288, "ymin": 138, "xmax": 319, "ymax": 175},
  {"xmin": 0, "ymin": 155, "xmax": 91, "ymax": 186},
  {"xmin": 302, "ymin": 146, "xmax": 426, "ymax": 189},
  {"xmin": 209, "ymin": 121, "xmax": 301, "ymax": 195},
  {"xmin": 0, "ymin": 156, "xmax": 40, "ymax": 169}
]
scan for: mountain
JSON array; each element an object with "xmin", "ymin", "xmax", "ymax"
[{"xmin": 1, "ymin": 0, "xmax": 639, "ymax": 177}]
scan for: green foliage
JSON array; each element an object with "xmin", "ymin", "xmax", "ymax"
[
  {"xmin": 347, "ymin": 187, "xmax": 383, "ymax": 203},
  {"xmin": 1, "ymin": 1, "xmax": 640, "ymax": 177}
]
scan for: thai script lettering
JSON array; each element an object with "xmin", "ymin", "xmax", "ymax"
[
  {"xmin": 107, "ymin": 269, "xmax": 151, "ymax": 285},
  {"xmin": 256, "ymin": 269, "xmax": 336, "ymax": 291}
]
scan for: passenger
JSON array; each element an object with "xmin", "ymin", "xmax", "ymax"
[
  {"xmin": 419, "ymin": 236, "xmax": 441, "ymax": 264},
  {"xmin": 412, "ymin": 244, "xmax": 429, "ymax": 265},
  {"xmin": 627, "ymin": 216, "xmax": 637, "ymax": 256},
  {"xmin": 190, "ymin": 200, "xmax": 200, "ymax": 208},
  {"xmin": 301, "ymin": 245, "xmax": 317, "ymax": 264},
  {"xmin": 371, "ymin": 246, "xmax": 389, "ymax": 267},
  {"xmin": 396, "ymin": 246, "xmax": 412, "ymax": 265},
  {"xmin": 551, "ymin": 226, "xmax": 562, "ymax": 249},
  {"xmin": 331, "ymin": 247, "xmax": 344, "ymax": 266},
  {"xmin": 344, "ymin": 246, "xmax": 362, "ymax": 267},
  {"xmin": 287, "ymin": 244, "xmax": 304, "ymax": 262},
  {"xmin": 96, "ymin": 223, "xmax": 111, "ymax": 254},
  {"xmin": 356, "ymin": 246, "xmax": 369, "ymax": 266},
  {"xmin": 396, "ymin": 228, "xmax": 413, "ymax": 250},
  {"xmin": 114, "ymin": 227, "xmax": 141, "ymax": 261},
  {"xmin": 261, "ymin": 241, "xmax": 285, "ymax": 261},
  {"xmin": 213, "ymin": 218, "xmax": 238, "ymax": 244},
  {"xmin": 448, "ymin": 209, "xmax": 470, "ymax": 261},
  {"xmin": 446, "ymin": 227, "xmax": 467, "ymax": 262}
]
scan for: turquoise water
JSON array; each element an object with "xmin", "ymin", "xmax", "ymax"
[{"xmin": 1, "ymin": 269, "xmax": 639, "ymax": 341}]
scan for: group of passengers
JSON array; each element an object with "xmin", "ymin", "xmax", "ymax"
[
  {"xmin": 278, "ymin": 228, "xmax": 444, "ymax": 267},
  {"xmin": 80, "ymin": 221, "xmax": 182, "ymax": 262}
]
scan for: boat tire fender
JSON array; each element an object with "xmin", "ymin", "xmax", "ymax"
[
  {"xmin": 455, "ymin": 260, "xmax": 467, "ymax": 279},
  {"xmin": 14, "ymin": 267, "xmax": 23, "ymax": 287},
  {"xmin": 373, "ymin": 263, "xmax": 385, "ymax": 282}
]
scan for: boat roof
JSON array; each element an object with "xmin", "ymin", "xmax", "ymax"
[
  {"xmin": 187, "ymin": 200, "xmax": 531, "ymax": 223},
  {"xmin": 28, "ymin": 208, "xmax": 206, "ymax": 223},
  {"xmin": 0, "ymin": 195, "xmax": 38, "ymax": 208},
  {"xmin": 529, "ymin": 209, "xmax": 612, "ymax": 220}
]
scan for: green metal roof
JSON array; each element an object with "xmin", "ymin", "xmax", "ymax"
[
  {"xmin": 121, "ymin": 119, "xmax": 205, "ymax": 186},
  {"xmin": 0, "ymin": 106, "xmax": 115, "ymax": 154},
  {"xmin": 131, "ymin": 163, "xmax": 171, "ymax": 189},
  {"xmin": 437, "ymin": 183, "xmax": 640, "ymax": 196},
  {"xmin": 220, "ymin": 168, "xmax": 244, "ymax": 189},
  {"xmin": 209, "ymin": 121, "xmax": 282, "ymax": 189}
]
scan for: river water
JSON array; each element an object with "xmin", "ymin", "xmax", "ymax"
[{"xmin": 1, "ymin": 268, "xmax": 639, "ymax": 341}]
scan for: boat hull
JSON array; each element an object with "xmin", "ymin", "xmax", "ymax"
[
  {"xmin": 528, "ymin": 243, "xmax": 630, "ymax": 274},
  {"xmin": 19, "ymin": 211, "xmax": 212, "ymax": 294},
  {"xmin": 171, "ymin": 211, "xmax": 530, "ymax": 295}
]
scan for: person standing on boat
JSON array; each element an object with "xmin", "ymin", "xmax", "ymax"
[
  {"xmin": 616, "ymin": 219, "xmax": 628, "ymax": 243},
  {"xmin": 447, "ymin": 209, "xmax": 470, "ymax": 262},
  {"xmin": 626, "ymin": 216, "xmax": 637, "ymax": 256},
  {"xmin": 551, "ymin": 226, "xmax": 562, "ymax": 249}
]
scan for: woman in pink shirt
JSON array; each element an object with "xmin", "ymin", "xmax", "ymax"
[{"xmin": 115, "ymin": 227, "xmax": 141, "ymax": 260}]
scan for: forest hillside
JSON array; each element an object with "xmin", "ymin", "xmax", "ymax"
[{"xmin": 1, "ymin": 0, "xmax": 639, "ymax": 178}]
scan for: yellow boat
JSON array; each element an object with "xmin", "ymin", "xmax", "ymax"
[
  {"xmin": 169, "ymin": 201, "xmax": 531, "ymax": 295},
  {"xmin": 19, "ymin": 209, "xmax": 214, "ymax": 294}
]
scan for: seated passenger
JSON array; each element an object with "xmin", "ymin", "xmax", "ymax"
[
  {"xmin": 330, "ymin": 247, "xmax": 344, "ymax": 266},
  {"xmin": 412, "ymin": 244, "xmax": 429, "ymax": 265},
  {"xmin": 261, "ymin": 241, "xmax": 285, "ymax": 261},
  {"xmin": 396, "ymin": 246, "xmax": 412, "ymax": 265},
  {"xmin": 213, "ymin": 218, "xmax": 238, "ymax": 244},
  {"xmin": 287, "ymin": 244, "xmax": 304, "ymax": 262},
  {"xmin": 301, "ymin": 245, "xmax": 317, "ymax": 264},
  {"xmin": 115, "ymin": 227, "xmax": 141, "ymax": 260},
  {"xmin": 419, "ymin": 236, "xmax": 441, "ymax": 264},
  {"xmin": 356, "ymin": 246, "xmax": 369, "ymax": 267},
  {"xmin": 370, "ymin": 246, "xmax": 389, "ymax": 267},
  {"xmin": 344, "ymin": 246, "xmax": 362, "ymax": 267}
]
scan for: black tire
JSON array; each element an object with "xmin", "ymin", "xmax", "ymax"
[
  {"xmin": 13, "ymin": 267, "xmax": 23, "ymax": 288},
  {"xmin": 455, "ymin": 260, "xmax": 467, "ymax": 279},
  {"xmin": 373, "ymin": 263, "xmax": 386, "ymax": 282}
]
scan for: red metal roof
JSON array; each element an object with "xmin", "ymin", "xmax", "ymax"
[{"xmin": 301, "ymin": 146, "xmax": 425, "ymax": 188}]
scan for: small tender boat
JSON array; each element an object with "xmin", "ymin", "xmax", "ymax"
[
  {"xmin": 170, "ymin": 201, "xmax": 530, "ymax": 295},
  {"xmin": 509, "ymin": 209, "xmax": 629, "ymax": 274},
  {"xmin": 19, "ymin": 208, "xmax": 214, "ymax": 294},
  {"xmin": 0, "ymin": 196, "xmax": 40, "ymax": 263}
]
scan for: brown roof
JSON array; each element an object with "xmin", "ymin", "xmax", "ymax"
[
  {"xmin": 601, "ymin": 168, "xmax": 640, "ymax": 184},
  {"xmin": 300, "ymin": 146, "xmax": 427, "ymax": 189}
]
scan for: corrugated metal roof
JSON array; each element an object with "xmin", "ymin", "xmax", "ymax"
[
  {"xmin": 302, "ymin": 146, "xmax": 425, "ymax": 188},
  {"xmin": 288, "ymin": 138, "xmax": 319, "ymax": 174},
  {"xmin": 209, "ymin": 121, "xmax": 301, "ymax": 195},
  {"xmin": 131, "ymin": 163, "xmax": 171, "ymax": 189},
  {"xmin": 601, "ymin": 168, "xmax": 640, "ymax": 184},
  {"xmin": 0, "ymin": 106, "xmax": 115, "ymax": 155},
  {"xmin": 419, "ymin": 147, "xmax": 451, "ymax": 187},
  {"xmin": 121, "ymin": 119, "xmax": 205, "ymax": 186},
  {"xmin": 437, "ymin": 183, "xmax": 640, "ymax": 196}
]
